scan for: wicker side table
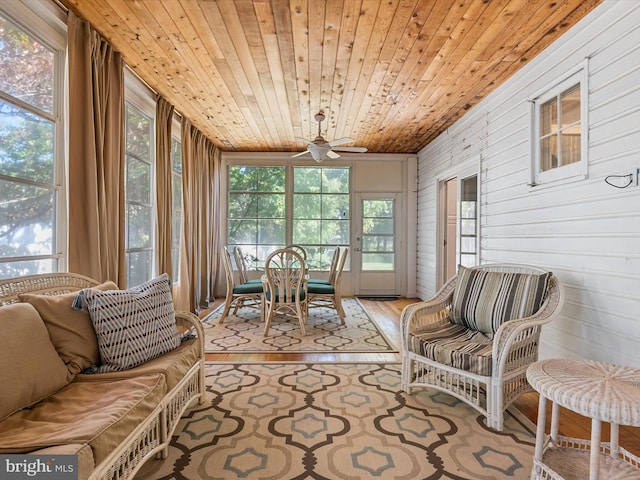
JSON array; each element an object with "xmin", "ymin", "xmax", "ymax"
[{"xmin": 526, "ymin": 358, "xmax": 640, "ymax": 480}]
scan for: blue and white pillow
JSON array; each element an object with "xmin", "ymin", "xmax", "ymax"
[{"xmin": 73, "ymin": 273, "xmax": 180, "ymax": 373}]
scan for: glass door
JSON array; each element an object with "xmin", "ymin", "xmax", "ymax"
[{"xmin": 353, "ymin": 194, "xmax": 401, "ymax": 296}]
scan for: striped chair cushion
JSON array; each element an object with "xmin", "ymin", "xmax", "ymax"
[
  {"xmin": 449, "ymin": 266, "xmax": 552, "ymax": 336},
  {"xmin": 73, "ymin": 274, "xmax": 180, "ymax": 373},
  {"xmin": 407, "ymin": 323, "xmax": 494, "ymax": 376}
]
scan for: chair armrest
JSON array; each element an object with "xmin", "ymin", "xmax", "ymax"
[
  {"xmin": 492, "ymin": 275, "xmax": 565, "ymax": 377},
  {"xmin": 400, "ymin": 295, "xmax": 453, "ymax": 344},
  {"xmin": 175, "ymin": 311, "xmax": 205, "ymax": 352}
]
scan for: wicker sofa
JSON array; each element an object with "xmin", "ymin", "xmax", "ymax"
[{"xmin": 0, "ymin": 273, "xmax": 205, "ymax": 480}]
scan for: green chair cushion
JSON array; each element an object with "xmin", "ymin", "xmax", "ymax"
[
  {"xmin": 233, "ymin": 282, "xmax": 263, "ymax": 294},
  {"xmin": 307, "ymin": 283, "xmax": 334, "ymax": 294}
]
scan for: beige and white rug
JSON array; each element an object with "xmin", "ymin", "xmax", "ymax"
[
  {"xmin": 135, "ymin": 363, "xmax": 535, "ymax": 480},
  {"xmin": 201, "ymin": 298, "xmax": 397, "ymax": 353}
]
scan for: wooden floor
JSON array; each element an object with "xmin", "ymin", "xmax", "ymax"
[{"xmin": 202, "ymin": 297, "xmax": 640, "ymax": 456}]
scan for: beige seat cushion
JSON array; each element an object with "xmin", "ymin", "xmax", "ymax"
[
  {"xmin": 33, "ymin": 444, "xmax": 95, "ymax": 480},
  {"xmin": 0, "ymin": 303, "xmax": 71, "ymax": 421},
  {"xmin": 75, "ymin": 338, "xmax": 200, "ymax": 391},
  {"xmin": 0, "ymin": 374, "xmax": 166, "ymax": 466},
  {"xmin": 19, "ymin": 281, "xmax": 119, "ymax": 374}
]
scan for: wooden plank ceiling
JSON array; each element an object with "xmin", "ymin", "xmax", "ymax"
[{"xmin": 60, "ymin": 0, "xmax": 602, "ymax": 154}]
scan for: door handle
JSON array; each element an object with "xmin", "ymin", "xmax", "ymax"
[{"xmin": 355, "ymin": 247, "xmax": 361, "ymax": 252}]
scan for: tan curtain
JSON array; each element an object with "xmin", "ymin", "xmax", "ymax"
[
  {"xmin": 155, "ymin": 97, "xmax": 175, "ymax": 279},
  {"xmin": 181, "ymin": 120, "xmax": 221, "ymax": 312},
  {"xmin": 67, "ymin": 12, "xmax": 125, "ymax": 286}
]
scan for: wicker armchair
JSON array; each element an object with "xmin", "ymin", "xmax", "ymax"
[{"xmin": 401, "ymin": 263, "xmax": 564, "ymax": 431}]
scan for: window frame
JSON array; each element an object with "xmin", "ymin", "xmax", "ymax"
[
  {"xmin": 530, "ymin": 62, "xmax": 589, "ymax": 187},
  {"xmin": 170, "ymin": 116, "xmax": 183, "ymax": 283},
  {"xmin": 124, "ymin": 72, "xmax": 157, "ymax": 286},
  {"xmin": 0, "ymin": 5, "xmax": 67, "ymax": 278}
]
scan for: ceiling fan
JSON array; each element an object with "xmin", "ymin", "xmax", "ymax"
[{"xmin": 293, "ymin": 112, "xmax": 367, "ymax": 163}]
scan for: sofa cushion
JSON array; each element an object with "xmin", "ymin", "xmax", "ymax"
[
  {"xmin": 73, "ymin": 274, "xmax": 180, "ymax": 373},
  {"xmin": 31, "ymin": 444, "xmax": 94, "ymax": 480},
  {"xmin": 0, "ymin": 374, "xmax": 166, "ymax": 466},
  {"xmin": 449, "ymin": 266, "xmax": 552, "ymax": 336},
  {"xmin": 0, "ymin": 303, "xmax": 71, "ymax": 421},
  {"xmin": 408, "ymin": 323, "xmax": 494, "ymax": 376},
  {"xmin": 19, "ymin": 281, "xmax": 119, "ymax": 375},
  {"xmin": 75, "ymin": 337, "xmax": 200, "ymax": 392}
]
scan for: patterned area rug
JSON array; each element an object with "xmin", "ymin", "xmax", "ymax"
[
  {"xmin": 135, "ymin": 363, "xmax": 535, "ymax": 480},
  {"xmin": 201, "ymin": 298, "xmax": 397, "ymax": 353}
]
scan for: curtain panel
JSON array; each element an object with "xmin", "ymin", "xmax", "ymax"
[
  {"xmin": 181, "ymin": 120, "xmax": 221, "ymax": 313},
  {"xmin": 67, "ymin": 12, "xmax": 125, "ymax": 286},
  {"xmin": 155, "ymin": 97, "xmax": 175, "ymax": 279}
]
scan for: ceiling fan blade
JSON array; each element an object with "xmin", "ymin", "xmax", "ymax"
[
  {"xmin": 295, "ymin": 136, "xmax": 315, "ymax": 144},
  {"xmin": 326, "ymin": 150, "xmax": 341, "ymax": 159},
  {"xmin": 291, "ymin": 150, "xmax": 311, "ymax": 158},
  {"xmin": 332, "ymin": 146, "xmax": 368, "ymax": 153},
  {"xmin": 328, "ymin": 137, "xmax": 354, "ymax": 147}
]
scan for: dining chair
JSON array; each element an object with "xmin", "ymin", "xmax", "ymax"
[
  {"xmin": 262, "ymin": 247, "xmax": 308, "ymax": 336},
  {"xmin": 219, "ymin": 246, "xmax": 263, "ymax": 323},
  {"xmin": 308, "ymin": 246, "xmax": 340, "ymax": 285},
  {"xmin": 307, "ymin": 247, "xmax": 348, "ymax": 323},
  {"xmin": 285, "ymin": 244, "xmax": 307, "ymax": 262},
  {"xmin": 233, "ymin": 246, "xmax": 261, "ymax": 284}
]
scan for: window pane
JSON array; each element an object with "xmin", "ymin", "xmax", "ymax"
[
  {"xmin": 171, "ymin": 140, "xmax": 182, "ymax": 174},
  {"xmin": 362, "ymin": 253, "xmax": 393, "ymax": 271},
  {"xmin": 322, "ymin": 194, "xmax": 349, "ymax": 219},
  {"xmin": 460, "ymin": 219, "xmax": 476, "ymax": 235},
  {"xmin": 293, "ymin": 219, "xmax": 319, "ymax": 244},
  {"xmin": 258, "ymin": 167, "xmax": 286, "ymax": 191},
  {"xmin": 0, "ymin": 16, "xmax": 54, "ymax": 114},
  {"xmin": 460, "ymin": 237, "xmax": 476, "ymax": 253},
  {"xmin": 126, "ymin": 106, "xmax": 151, "ymax": 159},
  {"xmin": 127, "ymin": 251, "xmax": 152, "ymax": 287},
  {"xmin": 257, "ymin": 218, "xmax": 285, "ymax": 244},
  {"xmin": 257, "ymin": 193, "xmax": 285, "ymax": 218},
  {"xmin": 126, "ymin": 156, "xmax": 150, "ymax": 204},
  {"xmin": 561, "ymin": 85, "xmax": 580, "ymax": 126},
  {"xmin": 561, "ymin": 134, "xmax": 581, "ymax": 166},
  {"xmin": 364, "ymin": 218, "xmax": 393, "ymax": 235},
  {"xmin": 363, "ymin": 235, "xmax": 393, "ymax": 252},
  {"xmin": 540, "ymin": 97, "xmax": 557, "ymax": 137},
  {"xmin": 127, "ymin": 205, "xmax": 152, "ymax": 248},
  {"xmin": 0, "ymin": 99, "xmax": 54, "ymax": 183},
  {"xmin": 363, "ymin": 199, "xmax": 392, "ymax": 217},
  {"xmin": 229, "ymin": 166, "xmax": 258, "ymax": 191},
  {"xmin": 229, "ymin": 193, "xmax": 258, "ymax": 218},
  {"xmin": 321, "ymin": 168, "xmax": 349, "ymax": 193},
  {"xmin": 172, "ymin": 174, "xmax": 182, "ymax": 210},
  {"xmin": 540, "ymin": 135, "xmax": 558, "ymax": 172},
  {"xmin": 320, "ymin": 219, "xmax": 348, "ymax": 244},
  {"xmin": 228, "ymin": 219, "xmax": 257, "ymax": 244},
  {"xmin": 172, "ymin": 215, "xmax": 181, "ymax": 248},
  {"xmin": 0, "ymin": 179, "xmax": 54, "ymax": 256},
  {"xmin": 0, "ymin": 258, "xmax": 54, "ymax": 280},
  {"xmin": 294, "ymin": 194, "xmax": 321, "ymax": 218},
  {"xmin": 294, "ymin": 167, "xmax": 321, "ymax": 193}
]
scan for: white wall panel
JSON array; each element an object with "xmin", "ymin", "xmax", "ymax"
[{"xmin": 417, "ymin": 0, "xmax": 640, "ymax": 367}]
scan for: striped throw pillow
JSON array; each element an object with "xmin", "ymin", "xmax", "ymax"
[
  {"xmin": 73, "ymin": 273, "xmax": 180, "ymax": 373},
  {"xmin": 449, "ymin": 266, "xmax": 552, "ymax": 336}
]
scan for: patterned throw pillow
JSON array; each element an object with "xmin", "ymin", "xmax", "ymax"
[
  {"xmin": 449, "ymin": 266, "xmax": 552, "ymax": 336},
  {"xmin": 73, "ymin": 274, "xmax": 180, "ymax": 373}
]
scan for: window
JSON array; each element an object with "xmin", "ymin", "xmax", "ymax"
[
  {"xmin": 459, "ymin": 175, "xmax": 478, "ymax": 268},
  {"xmin": 0, "ymin": 12, "xmax": 63, "ymax": 279},
  {"xmin": 226, "ymin": 165, "xmax": 351, "ymax": 271},
  {"xmin": 293, "ymin": 167, "xmax": 350, "ymax": 269},
  {"xmin": 125, "ymin": 103, "xmax": 155, "ymax": 286},
  {"xmin": 227, "ymin": 166, "xmax": 286, "ymax": 268},
  {"xmin": 361, "ymin": 199, "xmax": 393, "ymax": 271},
  {"xmin": 170, "ymin": 135, "xmax": 182, "ymax": 281},
  {"xmin": 532, "ymin": 66, "xmax": 587, "ymax": 185}
]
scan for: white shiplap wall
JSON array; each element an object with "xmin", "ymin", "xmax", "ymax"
[{"xmin": 416, "ymin": 0, "xmax": 640, "ymax": 368}]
